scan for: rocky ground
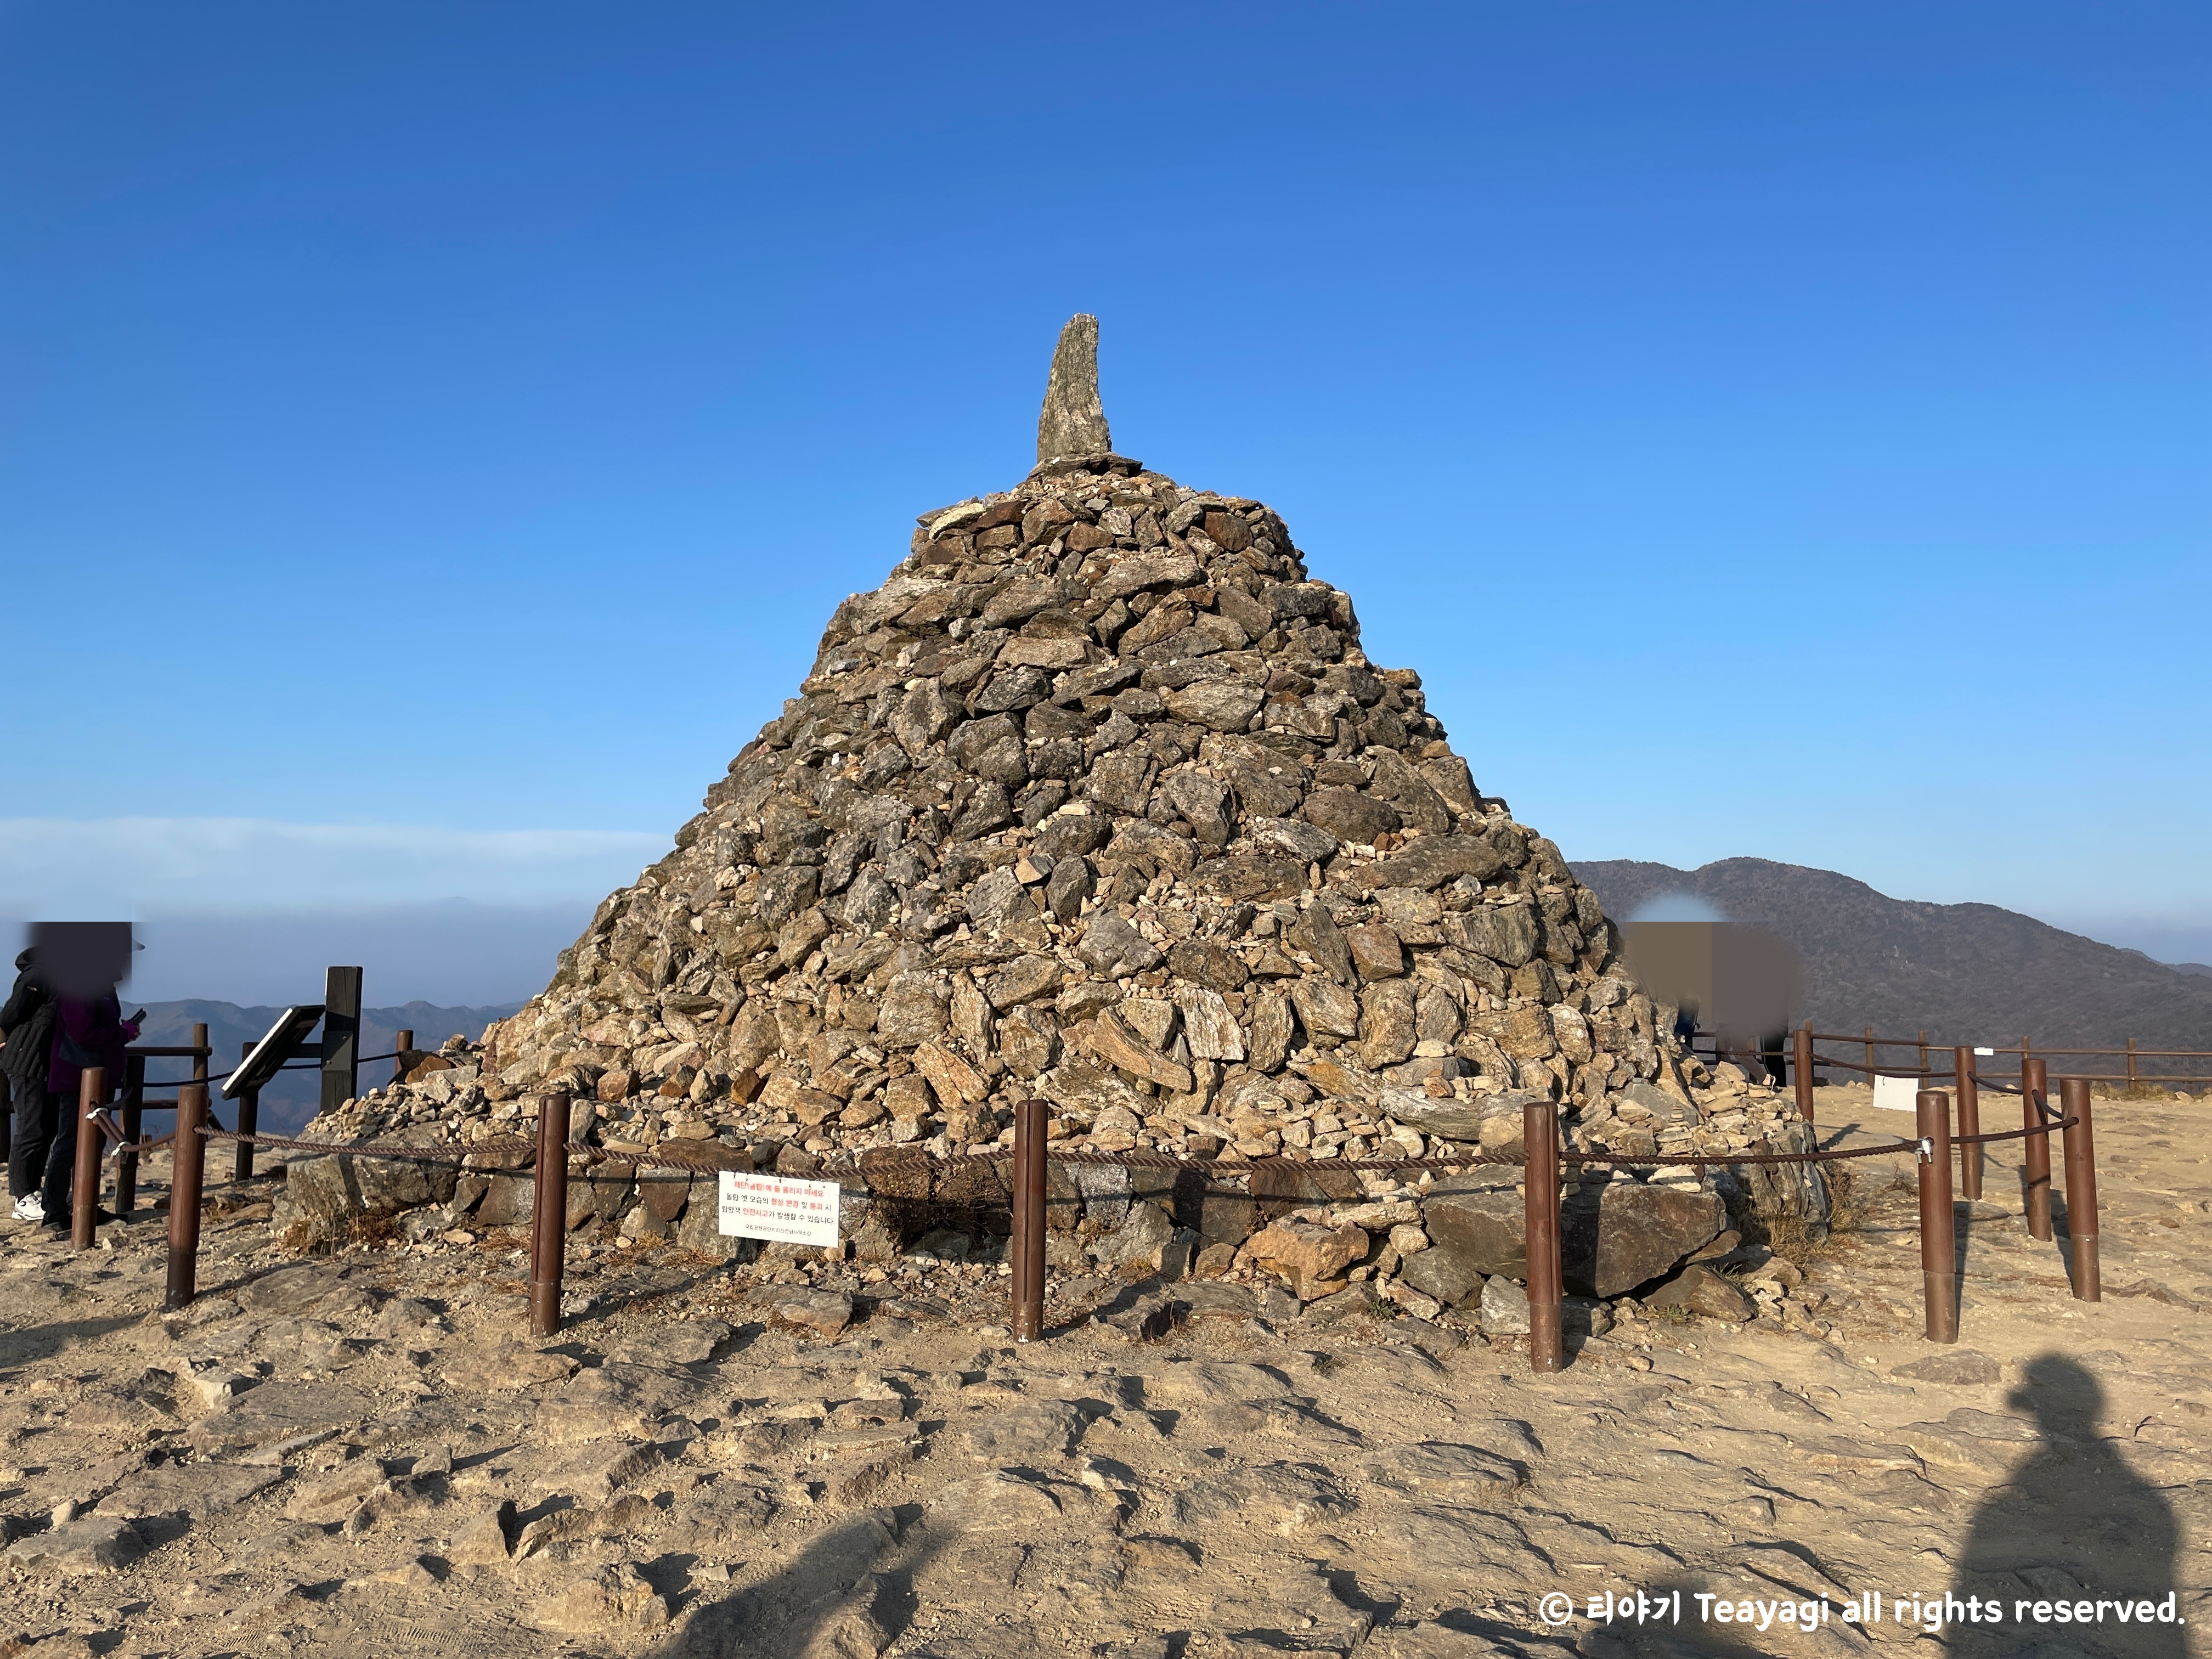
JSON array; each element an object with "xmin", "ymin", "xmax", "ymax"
[{"xmin": 0, "ymin": 1083, "xmax": 2204, "ymax": 1659}]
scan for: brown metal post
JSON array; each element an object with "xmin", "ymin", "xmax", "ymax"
[
  {"xmin": 1793, "ymin": 1024, "xmax": 1815, "ymax": 1126},
  {"xmin": 1953, "ymin": 1046, "xmax": 1982, "ymax": 1200},
  {"xmin": 395, "ymin": 1028, "xmax": 414, "ymax": 1087},
  {"xmin": 1864, "ymin": 1027, "xmax": 1875, "ymax": 1087},
  {"xmin": 2022, "ymin": 1057, "xmax": 2053, "ymax": 1241},
  {"xmin": 2125, "ymin": 1039, "xmax": 2138, "ymax": 1092},
  {"xmin": 1917, "ymin": 1030, "xmax": 1929, "ymax": 1081},
  {"xmin": 117, "ymin": 1052, "xmax": 145, "ymax": 1216},
  {"xmin": 166, "ymin": 1083, "xmax": 208, "ymax": 1308},
  {"xmin": 70, "ymin": 1067, "xmax": 106, "ymax": 1250},
  {"xmin": 1916, "ymin": 1088, "xmax": 1958, "ymax": 1344},
  {"xmin": 2059, "ymin": 1077, "xmax": 2101, "ymax": 1302},
  {"xmin": 529, "ymin": 1092, "xmax": 571, "ymax": 1339},
  {"xmin": 234, "ymin": 1040, "xmax": 259, "ymax": 1182},
  {"xmin": 1523, "ymin": 1097, "xmax": 1564, "ymax": 1373},
  {"xmin": 1011, "ymin": 1099, "xmax": 1048, "ymax": 1342}
]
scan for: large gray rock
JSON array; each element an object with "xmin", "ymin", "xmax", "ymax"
[
  {"xmin": 1561, "ymin": 1177, "xmax": 1726, "ymax": 1298},
  {"xmin": 1644, "ymin": 1262, "xmax": 1757, "ymax": 1322},
  {"xmin": 1442, "ymin": 904, "xmax": 1539, "ymax": 968},
  {"xmin": 1091, "ymin": 1199, "xmax": 1176, "ymax": 1269},
  {"xmin": 1037, "ymin": 313, "xmax": 1111, "ymax": 462},
  {"xmin": 270, "ymin": 1139, "xmax": 460, "ymax": 1253},
  {"xmin": 1398, "ymin": 1245, "xmax": 1485, "ymax": 1308},
  {"xmin": 1420, "ymin": 1172, "xmax": 1526, "ymax": 1281},
  {"xmin": 1301, "ymin": 789, "xmax": 1401, "ymax": 846},
  {"xmin": 1369, "ymin": 830, "xmax": 1521, "ymax": 891},
  {"xmin": 1476, "ymin": 1278, "xmax": 1614, "ymax": 1340},
  {"xmin": 1385, "ymin": 1087, "xmax": 1538, "ymax": 1143},
  {"xmin": 5, "ymin": 1516, "xmax": 139, "ymax": 1576},
  {"xmin": 1734, "ymin": 1116, "xmax": 1833, "ymax": 1238},
  {"xmin": 1416, "ymin": 1168, "xmax": 1723, "ymax": 1301},
  {"xmin": 1076, "ymin": 913, "xmax": 1163, "ymax": 979}
]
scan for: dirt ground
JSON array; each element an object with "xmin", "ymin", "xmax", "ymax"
[{"xmin": 0, "ymin": 1082, "xmax": 2203, "ymax": 1658}]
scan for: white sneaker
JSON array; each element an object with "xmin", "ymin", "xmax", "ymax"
[{"xmin": 12, "ymin": 1194, "xmax": 43, "ymax": 1222}]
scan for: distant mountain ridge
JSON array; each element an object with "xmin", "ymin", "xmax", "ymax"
[
  {"xmin": 1572, "ymin": 857, "xmax": 2212, "ymax": 1070},
  {"xmin": 131, "ymin": 1000, "xmax": 523, "ymax": 1133}
]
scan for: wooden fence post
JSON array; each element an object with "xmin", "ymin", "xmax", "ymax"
[
  {"xmin": 1953, "ymin": 1046, "xmax": 1982, "ymax": 1201},
  {"xmin": 1916, "ymin": 1088, "xmax": 1959, "ymax": 1344},
  {"xmin": 1011, "ymin": 1100, "xmax": 1048, "ymax": 1342},
  {"xmin": 2022, "ymin": 1057, "xmax": 2053, "ymax": 1242},
  {"xmin": 234, "ymin": 1040, "xmax": 259, "ymax": 1182},
  {"xmin": 70, "ymin": 1068, "xmax": 106, "ymax": 1250},
  {"xmin": 2060, "ymin": 1077, "xmax": 2101, "ymax": 1302},
  {"xmin": 1793, "ymin": 1025, "xmax": 1815, "ymax": 1126},
  {"xmin": 529, "ymin": 1092, "xmax": 572, "ymax": 1339},
  {"xmin": 117, "ymin": 1052, "xmax": 145, "ymax": 1216},
  {"xmin": 1524, "ymin": 1098, "xmax": 1563, "ymax": 1373},
  {"xmin": 166, "ymin": 1084, "xmax": 208, "ymax": 1308}
]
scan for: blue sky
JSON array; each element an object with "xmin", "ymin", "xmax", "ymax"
[{"xmin": 3, "ymin": 2, "xmax": 2207, "ymax": 1001}]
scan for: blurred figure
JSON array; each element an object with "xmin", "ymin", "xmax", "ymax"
[
  {"xmin": 33, "ymin": 924, "xmax": 139, "ymax": 1232},
  {"xmin": 0, "ymin": 947, "xmax": 59, "ymax": 1222},
  {"xmin": 1757, "ymin": 1026, "xmax": 1789, "ymax": 1088}
]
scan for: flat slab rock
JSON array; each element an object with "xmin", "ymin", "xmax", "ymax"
[
  {"xmin": 1891, "ymin": 1348, "xmax": 2002, "ymax": 1385},
  {"xmin": 1172, "ymin": 1461, "xmax": 1355, "ymax": 1534},
  {"xmin": 963, "ymin": 1400, "xmax": 1086, "ymax": 1463},
  {"xmin": 94, "ymin": 1462, "xmax": 285, "ymax": 1523},
  {"xmin": 441, "ymin": 1343, "xmax": 580, "ymax": 1393},
  {"xmin": 189, "ymin": 1383, "xmax": 376, "ymax": 1452},
  {"xmin": 748, "ymin": 1287, "xmax": 854, "ymax": 1338},
  {"xmin": 534, "ymin": 1362, "xmax": 707, "ymax": 1444},
  {"xmin": 4, "ymin": 1516, "xmax": 139, "ymax": 1575}
]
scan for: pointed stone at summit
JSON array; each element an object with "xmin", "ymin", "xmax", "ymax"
[{"xmin": 1036, "ymin": 313, "xmax": 1111, "ymax": 465}]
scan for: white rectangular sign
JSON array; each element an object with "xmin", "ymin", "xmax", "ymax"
[
  {"xmin": 719, "ymin": 1170, "xmax": 841, "ymax": 1247},
  {"xmin": 1871, "ymin": 1073, "xmax": 1923, "ymax": 1115}
]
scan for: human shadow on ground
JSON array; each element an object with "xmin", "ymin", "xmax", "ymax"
[
  {"xmin": 1946, "ymin": 1353, "xmax": 2183, "ymax": 1657},
  {"xmin": 0, "ymin": 1313, "xmax": 144, "ymax": 1372},
  {"xmin": 651, "ymin": 1503, "xmax": 940, "ymax": 1658}
]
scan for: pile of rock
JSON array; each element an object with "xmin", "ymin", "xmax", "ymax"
[{"xmin": 279, "ymin": 317, "xmax": 1828, "ymax": 1324}]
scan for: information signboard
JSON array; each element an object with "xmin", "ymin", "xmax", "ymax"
[
  {"xmin": 1871, "ymin": 1073, "xmax": 1923, "ymax": 1115},
  {"xmin": 718, "ymin": 1170, "xmax": 842, "ymax": 1247}
]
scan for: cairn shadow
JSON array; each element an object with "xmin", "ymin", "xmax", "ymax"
[{"xmin": 1946, "ymin": 1353, "xmax": 2183, "ymax": 1657}]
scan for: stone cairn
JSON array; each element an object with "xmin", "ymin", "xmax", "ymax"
[{"xmin": 289, "ymin": 318, "xmax": 1830, "ymax": 1328}]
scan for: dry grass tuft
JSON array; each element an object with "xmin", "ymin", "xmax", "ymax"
[
  {"xmin": 346, "ymin": 1209, "xmax": 400, "ymax": 1249},
  {"xmin": 1746, "ymin": 1163, "xmax": 1880, "ymax": 1268}
]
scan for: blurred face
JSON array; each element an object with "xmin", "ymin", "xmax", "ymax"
[{"xmin": 30, "ymin": 922, "xmax": 133, "ymax": 997}]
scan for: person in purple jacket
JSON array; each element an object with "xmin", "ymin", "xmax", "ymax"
[
  {"xmin": 25, "ymin": 924, "xmax": 139, "ymax": 1232},
  {"xmin": 42, "ymin": 990, "xmax": 139, "ymax": 1230}
]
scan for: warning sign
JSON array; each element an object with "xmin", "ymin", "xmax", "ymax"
[{"xmin": 718, "ymin": 1170, "xmax": 842, "ymax": 1247}]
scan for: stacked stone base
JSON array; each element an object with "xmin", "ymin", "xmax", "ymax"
[{"xmin": 274, "ymin": 1046, "xmax": 1826, "ymax": 1333}]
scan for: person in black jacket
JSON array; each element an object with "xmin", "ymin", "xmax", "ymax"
[{"xmin": 0, "ymin": 949, "xmax": 59, "ymax": 1223}]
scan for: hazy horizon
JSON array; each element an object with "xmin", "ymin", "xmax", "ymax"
[{"xmin": 7, "ymin": 867, "xmax": 2205, "ymax": 1013}]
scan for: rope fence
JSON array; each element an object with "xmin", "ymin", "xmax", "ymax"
[{"xmin": 62, "ymin": 1047, "xmax": 2107, "ymax": 1373}]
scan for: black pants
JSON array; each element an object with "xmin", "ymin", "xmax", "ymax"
[
  {"xmin": 42, "ymin": 1087, "xmax": 81, "ymax": 1220},
  {"xmin": 8, "ymin": 1078, "xmax": 55, "ymax": 1201}
]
